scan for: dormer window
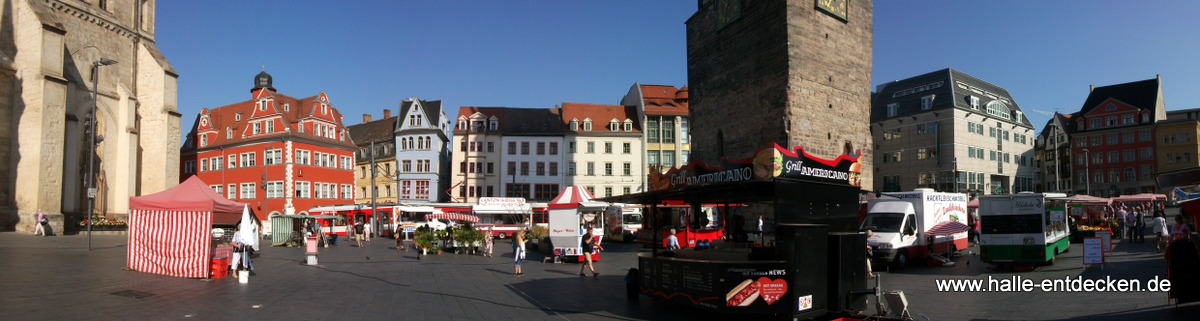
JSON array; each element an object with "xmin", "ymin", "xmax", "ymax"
[
  {"xmin": 200, "ymin": 135, "xmax": 208, "ymax": 147},
  {"xmin": 570, "ymin": 119, "xmax": 579, "ymax": 131},
  {"xmin": 471, "ymin": 120, "xmax": 484, "ymax": 132},
  {"xmin": 265, "ymin": 121, "xmax": 274, "ymax": 133},
  {"xmin": 609, "ymin": 120, "xmax": 619, "ymax": 131},
  {"xmin": 226, "ymin": 127, "xmax": 233, "ymax": 139},
  {"xmin": 457, "ymin": 119, "xmax": 467, "ymax": 130},
  {"xmin": 489, "ymin": 117, "xmax": 498, "ymax": 131},
  {"xmin": 969, "ymin": 96, "xmax": 980, "ymax": 109},
  {"xmin": 321, "ymin": 103, "xmax": 328, "ymax": 115},
  {"xmin": 624, "ymin": 119, "xmax": 633, "ymax": 132},
  {"xmin": 259, "ymin": 99, "xmax": 268, "ymax": 112},
  {"xmin": 283, "ymin": 103, "xmax": 290, "ymax": 112},
  {"xmin": 298, "ymin": 122, "xmax": 304, "ymax": 133},
  {"xmin": 583, "ymin": 119, "xmax": 592, "ymax": 132},
  {"xmin": 1143, "ymin": 112, "xmax": 1151, "ymax": 123},
  {"xmin": 253, "ymin": 122, "xmax": 261, "ymax": 135},
  {"xmin": 235, "ymin": 113, "xmax": 241, "ymax": 121}
]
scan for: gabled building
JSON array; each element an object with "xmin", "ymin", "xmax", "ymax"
[
  {"xmin": 395, "ymin": 98, "xmax": 452, "ymax": 203},
  {"xmin": 872, "ymin": 68, "xmax": 1036, "ymax": 195},
  {"xmin": 180, "ymin": 72, "xmax": 357, "ymax": 220},
  {"xmin": 1034, "ymin": 113, "xmax": 1073, "ymax": 193},
  {"xmin": 347, "ymin": 110, "xmax": 398, "ymax": 205},
  {"xmin": 1068, "ymin": 77, "xmax": 1165, "ymax": 196},
  {"xmin": 620, "ymin": 84, "xmax": 691, "ymax": 191},
  {"xmin": 561, "ymin": 103, "xmax": 644, "ymax": 198}
]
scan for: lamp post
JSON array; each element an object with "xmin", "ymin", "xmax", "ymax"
[
  {"xmin": 87, "ymin": 58, "xmax": 117, "ymax": 251},
  {"xmin": 952, "ymin": 157, "xmax": 959, "ymax": 193},
  {"xmin": 1083, "ymin": 148, "xmax": 1090, "ymax": 196}
]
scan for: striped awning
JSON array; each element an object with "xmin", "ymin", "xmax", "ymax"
[
  {"xmin": 127, "ymin": 209, "xmax": 213, "ymax": 279},
  {"xmin": 926, "ymin": 221, "xmax": 970, "ymax": 237},
  {"xmin": 426, "ymin": 212, "xmax": 480, "ymax": 223}
]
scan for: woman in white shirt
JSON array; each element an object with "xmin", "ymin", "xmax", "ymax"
[{"xmin": 1152, "ymin": 213, "xmax": 1169, "ymax": 252}]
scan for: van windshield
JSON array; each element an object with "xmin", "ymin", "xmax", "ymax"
[
  {"xmin": 862, "ymin": 213, "xmax": 904, "ymax": 233},
  {"xmin": 623, "ymin": 214, "xmax": 643, "ymax": 225}
]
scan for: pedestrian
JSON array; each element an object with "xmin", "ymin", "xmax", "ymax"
[
  {"xmin": 579, "ymin": 228, "xmax": 599, "ymax": 278},
  {"xmin": 231, "ymin": 226, "xmax": 257, "ymax": 277},
  {"xmin": 354, "ymin": 220, "xmax": 365, "ymax": 248},
  {"xmin": 484, "ymin": 227, "xmax": 494, "ymax": 257},
  {"xmin": 1135, "ymin": 209, "xmax": 1146, "ymax": 243},
  {"xmin": 1152, "ymin": 213, "xmax": 1169, "ymax": 252},
  {"xmin": 395, "ymin": 229, "xmax": 405, "ymax": 254},
  {"xmin": 513, "ymin": 230, "xmax": 526, "ymax": 276},
  {"xmin": 34, "ymin": 209, "xmax": 47, "ymax": 237},
  {"xmin": 364, "ymin": 220, "xmax": 373, "ymax": 242},
  {"xmin": 865, "ymin": 230, "xmax": 876, "ymax": 279},
  {"xmin": 1172, "ymin": 215, "xmax": 1192, "ymax": 240},
  {"xmin": 1115, "ymin": 206, "xmax": 1128, "ymax": 240},
  {"xmin": 666, "ymin": 229, "xmax": 680, "ymax": 251},
  {"xmin": 757, "ymin": 215, "xmax": 765, "ymax": 245}
]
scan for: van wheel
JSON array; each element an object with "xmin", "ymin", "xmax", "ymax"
[
  {"xmin": 498, "ymin": 233, "xmax": 507, "ymax": 239},
  {"xmin": 893, "ymin": 251, "xmax": 909, "ymax": 269}
]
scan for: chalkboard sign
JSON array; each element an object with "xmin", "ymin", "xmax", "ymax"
[{"xmin": 1083, "ymin": 237, "xmax": 1104, "ymax": 265}]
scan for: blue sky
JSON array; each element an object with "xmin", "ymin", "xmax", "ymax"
[{"xmin": 159, "ymin": 1, "xmax": 1200, "ymax": 142}]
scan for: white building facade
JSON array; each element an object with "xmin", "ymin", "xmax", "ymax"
[{"xmin": 395, "ymin": 98, "xmax": 452, "ymax": 203}]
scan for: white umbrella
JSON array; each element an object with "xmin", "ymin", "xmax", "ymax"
[{"xmin": 239, "ymin": 205, "xmax": 259, "ymax": 251}]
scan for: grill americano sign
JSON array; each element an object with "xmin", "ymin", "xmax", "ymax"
[{"xmin": 650, "ymin": 143, "xmax": 862, "ymax": 191}]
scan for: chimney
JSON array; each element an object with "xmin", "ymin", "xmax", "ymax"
[
  {"xmin": 384, "ymin": 109, "xmax": 392, "ymax": 119},
  {"xmin": 363, "ymin": 114, "xmax": 373, "ymax": 123},
  {"xmin": 1089, "ymin": 85, "xmax": 1095, "ymax": 92}
]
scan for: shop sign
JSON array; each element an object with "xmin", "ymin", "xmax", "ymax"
[{"xmin": 651, "ymin": 143, "xmax": 861, "ymax": 191}]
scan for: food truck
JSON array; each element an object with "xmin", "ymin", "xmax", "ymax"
[
  {"xmin": 978, "ymin": 192, "xmax": 1070, "ymax": 266},
  {"xmin": 602, "ymin": 144, "xmax": 872, "ymax": 319},
  {"xmin": 861, "ymin": 189, "xmax": 969, "ymax": 268},
  {"xmin": 547, "ymin": 186, "xmax": 610, "ymax": 261}
]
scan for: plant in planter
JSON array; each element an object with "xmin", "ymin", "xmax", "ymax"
[
  {"xmin": 530, "ymin": 225, "xmax": 548, "ymax": 244},
  {"xmin": 415, "ymin": 231, "xmax": 437, "ymax": 255}
]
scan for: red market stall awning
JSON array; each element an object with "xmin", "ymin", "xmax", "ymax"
[
  {"xmin": 967, "ymin": 198, "xmax": 979, "ymax": 209},
  {"xmin": 926, "ymin": 221, "xmax": 970, "ymax": 237},
  {"xmin": 1112, "ymin": 193, "xmax": 1167, "ymax": 203},
  {"xmin": 127, "ymin": 175, "xmax": 250, "ymax": 279},
  {"xmin": 1051, "ymin": 194, "xmax": 1112, "ymax": 206},
  {"xmin": 426, "ymin": 212, "xmax": 480, "ymax": 223}
]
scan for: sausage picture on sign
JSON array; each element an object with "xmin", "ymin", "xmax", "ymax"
[{"xmin": 725, "ymin": 279, "xmax": 760, "ymax": 306}]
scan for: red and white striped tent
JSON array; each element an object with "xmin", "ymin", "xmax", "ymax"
[
  {"xmin": 425, "ymin": 212, "xmax": 480, "ymax": 223},
  {"xmin": 548, "ymin": 185, "xmax": 609, "ymax": 210},
  {"xmin": 127, "ymin": 176, "xmax": 249, "ymax": 278}
]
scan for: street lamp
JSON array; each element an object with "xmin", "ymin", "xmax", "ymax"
[
  {"xmin": 87, "ymin": 58, "xmax": 117, "ymax": 251},
  {"xmin": 952, "ymin": 157, "xmax": 959, "ymax": 193},
  {"xmin": 1082, "ymin": 148, "xmax": 1090, "ymax": 196}
]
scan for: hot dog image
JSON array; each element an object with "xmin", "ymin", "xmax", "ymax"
[{"xmin": 725, "ymin": 279, "xmax": 760, "ymax": 306}]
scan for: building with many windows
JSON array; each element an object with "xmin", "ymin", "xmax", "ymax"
[
  {"xmin": 180, "ymin": 72, "xmax": 357, "ymax": 220},
  {"xmin": 394, "ymin": 98, "xmax": 451, "ymax": 203},
  {"xmin": 561, "ymin": 103, "xmax": 644, "ymax": 198},
  {"xmin": 620, "ymin": 84, "xmax": 690, "ymax": 190},
  {"xmin": 451, "ymin": 107, "xmax": 563, "ymax": 203},
  {"xmin": 872, "ymin": 68, "xmax": 1036, "ymax": 195},
  {"xmin": 1034, "ymin": 113, "xmax": 1073, "ymax": 193},
  {"xmin": 1068, "ymin": 77, "xmax": 1165, "ymax": 196},
  {"xmin": 347, "ymin": 110, "xmax": 398, "ymax": 205}
]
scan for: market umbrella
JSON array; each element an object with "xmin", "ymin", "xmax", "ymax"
[
  {"xmin": 967, "ymin": 198, "xmax": 979, "ymax": 209},
  {"xmin": 926, "ymin": 221, "xmax": 970, "ymax": 237},
  {"xmin": 425, "ymin": 212, "xmax": 480, "ymax": 223},
  {"xmin": 1051, "ymin": 194, "xmax": 1112, "ymax": 206}
]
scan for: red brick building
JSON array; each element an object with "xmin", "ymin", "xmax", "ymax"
[{"xmin": 180, "ymin": 72, "xmax": 357, "ymax": 221}]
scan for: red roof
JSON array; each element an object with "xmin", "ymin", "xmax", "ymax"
[
  {"xmin": 185, "ymin": 88, "xmax": 356, "ymax": 151},
  {"xmin": 639, "ymin": 84, "xmax": 689, "ymax": 116},
  {"xmin": 560, "ymin": 103, "xmax": 641, "ymax": 134},
  {"xmin": 129, "ymin": 175, "xmax": 251, "ymax": 225}
]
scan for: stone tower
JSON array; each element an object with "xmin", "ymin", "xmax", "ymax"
[
  {"xmin": 687, "ymin": 0, "xmax": 873, "ymax": 189},
  {"xmin": 1, "ymin": 0, "xmax": 179, "ymax": 233}
]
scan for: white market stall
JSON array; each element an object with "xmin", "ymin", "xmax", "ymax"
[{"xmin": 548, "ymin": 186, "xmax": 611, "ymax": 261}]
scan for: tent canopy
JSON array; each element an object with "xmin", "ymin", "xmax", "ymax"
[
  {"xmin": 1112, "ymin": 193, "xmax": 1167, "ymax": 203},
  {"xmin": 1050, "ymin": 194, "xmax": 1112, "ymax": 206},
  {"xmin": 129, "ymin": 175, "xmax": 251, "ymax": 225},
  {"xmin": 548, "ymin": 185, "xmax": 609, "ymax": 210}
]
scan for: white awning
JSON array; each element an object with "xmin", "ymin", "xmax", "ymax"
[{"xmin": 473, "ymin": 204, "xmax": 533, "ymax": 215}]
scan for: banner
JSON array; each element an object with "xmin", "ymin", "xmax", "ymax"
[{"xmin": 650, "ymin": 143, "xmax": 861, "ymax": 191}]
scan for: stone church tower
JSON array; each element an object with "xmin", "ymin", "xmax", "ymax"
[
  {"xmin": 687, "ymin": 0, "xmax": 873, "ymax": 189},
  {"xmin": 1, "ymin": 0, "xmax": 180, "ymax": 233}
]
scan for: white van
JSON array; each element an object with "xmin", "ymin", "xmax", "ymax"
[{"xmin": 861, "ymin": 188, "xmax": 969, "ymax": 268}]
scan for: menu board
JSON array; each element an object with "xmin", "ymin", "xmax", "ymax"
[
  {"xmin": 639, "ymin": 257, "xmax": 790, "ymax": 314},
  {"xmin": 1097, "ymin": 230, "xmax": 1112, "ymax": 252},
  {"xmin": 1082, "ymin": 237, "xmax": 1104, "ymax": 265}
]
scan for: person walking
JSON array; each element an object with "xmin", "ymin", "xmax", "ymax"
[
  {"xmin": 1115, "ymin": 206, "xmax": 1128, "ymax": 240},
  {"xmin": 579, "ymin": 228, "xmax": 599, "ymax": 278},
  {"xmin": 34, "ymin": 209, "xmax": 47, "ymax": 237},
  {"xmin": 865, "ymin": 230, "xmax": 876, "ymax": 279},
  {"xmin": 1135, "ymin": 209, "xmax": 1146, "ymax": 243},
  {"xmin": 354, "ymin": 220, "xmax": 365, "ymax": 248},
  {"xmin": 513, "ymin": 230, "xmax": 526, "ymax": 276},
  {"xmin": 1152, "ymin": 213, "xmax": 1169, "ymax": 252},
  {"xmin": 757, "ymin": 215, "xmax": 765, "ymax": 245},
  {"xmin": 364, "ymin": 221, "xmax": 373, "ymax": 242},
  {"xmin": 483, "ymin": 227, "xmax": 494, "ymax": 257},
  {"xmin": 666, "ymin": 229, "xmax": 680, "ymax": 251}
]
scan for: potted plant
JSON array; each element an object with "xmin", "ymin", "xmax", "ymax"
[
  {"xmin": 530, "ymin": 226, "xmax": 548, "ymax": 245},
  {"xmin": 415, "ymin": 231, "xmax": 437, "ymax": 255}
]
